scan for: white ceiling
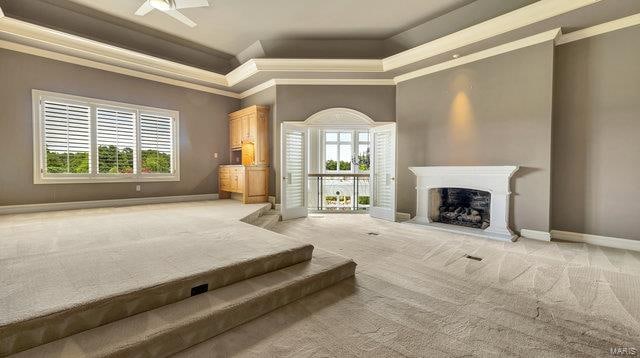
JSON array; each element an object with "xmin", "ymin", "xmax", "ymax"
[{"xmin": 66, "ymin": 0, "xmax": 473, "ymax": 55}]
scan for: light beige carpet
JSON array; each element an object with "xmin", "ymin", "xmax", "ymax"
[{"xmin": 177, "ymin": 214, "xmax": 640, "ymax": 357}]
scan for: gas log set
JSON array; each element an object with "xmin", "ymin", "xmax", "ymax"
[
  {"xmin": 435, "ymin": 188, "xmax": 491, "ymax": 229},
  {"xmin": 438, "ymin": 206, "xmax": 489, "ymax": 229}
]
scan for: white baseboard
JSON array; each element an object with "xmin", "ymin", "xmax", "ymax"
[
  {"xmin": 520, "ymin": 229, "xmax": 551, "ymax": 242},
  {"xmin": 0, "ymin": 194, "xmax": 219, "ymax": 215},
  {"xmin": 551, "ymin": 230, "xmax": 640, "ymax": 252}
]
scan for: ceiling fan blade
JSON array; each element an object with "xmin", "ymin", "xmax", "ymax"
[
  {"xmin": 134, "ymin": 1, "xmax": 154, "ymax": 16},
  {"xmin": 165, "ymin": 9, "xmax": 197, "ymax": 27},
  {"xmin": 174, "ymin": 0, "xmax": 209, "ymax": 9}
]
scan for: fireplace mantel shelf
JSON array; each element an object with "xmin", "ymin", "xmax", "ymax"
[{"xmin": 409, "ymin": 166, "xmax": 519, "ymax": 242}]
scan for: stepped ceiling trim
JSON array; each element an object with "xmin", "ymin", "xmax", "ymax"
[
  {"xmin": 382, "ymin": 0, "xmax": 600, "ymax": 71},
  {"xmin": 556, "ymin": 12, "xmax": 640, "ymax": 45},
  {"xmin": 239, "ymin": 79, "xmax": 395, "ymax": 99},
  {"xmin": 394, "ymin": 28, "xmax": 561, "ymax": 84},
  {"xmin": 0, "ymin": 3, "xmax": 637, "ymax": 99}
]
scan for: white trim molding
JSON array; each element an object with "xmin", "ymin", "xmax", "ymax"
[
  {"xmin": 556, "ymin": 12, "xmax": 640, "ymax": 45},
  {"xmin": 382, "ymin": 0, "xmax": 600, "ymax": 71},
  {"xmin": 0, "ymin": 39, "xmax": 240, "ymax": 98},
  {"xmin": 520, "ymin": 229, "xmax": 551, "ymax": 242},
  {"xmin": 0, "ymin": 5, "xmax": 4, "ymax": 18},
  {"xmin": 227, "ymin": 59, "xmax": 382, "ymax": 86},
  {"xmin": 394, "ymin": 29, "xmax": 560, "ymax": 84},
  {"xmin": 551, "ymin": 230, "xmax": 640, "ymax": 252},
  {"xmin": 1, "ymin": 5, "xmax": 637, "ymax": 98},
  {"xmin": 0, "ymin": 17, "xmax": 227, "ymax": 85},
  {"xmin": 303, "ymin": 108, "xmax": 376, "ymax": 127},
  {"xmin": 0, "ymin": 194, "xmax": 219, "ymax": 215},
  {"xmin": 239, "ymin": 78, "xmax": 395, "ymax": 99}
]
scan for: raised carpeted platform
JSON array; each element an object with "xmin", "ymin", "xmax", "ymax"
[{"xmin": 0, "ymin": 200, "xmax": 356, "ymax": 356}]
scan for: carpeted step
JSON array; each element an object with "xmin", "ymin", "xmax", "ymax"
[
  {"xmin": 0, "ymin": 228, "xmax": 313, "ymax": 356},
  {"xmin": 252, "ymin": 211, "xmax": 281, "ymax": 230},
  {"xmin": 13, "ymin": 251, "xmax": 356, "ymax": 358}
]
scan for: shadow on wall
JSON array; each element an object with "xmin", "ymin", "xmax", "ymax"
[{"xmin": 509, "ymin": 166, "xmax": 542, "ymax": 230}]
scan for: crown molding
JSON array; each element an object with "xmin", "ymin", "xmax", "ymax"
[
  {"xmin": 394, "ymin": 28, "xmax": 561, "ymax": 84},
  {"xmin": 2, "ymin": 4, "xmax": 638, "ymax": 99},
  {"xmin": 556, "ymin": 12, "xmax": 640, "ymax": 45},
  {"xmin": 239, "ymin": 79, "xmax": 276, "ymax": 98},
  {"xmin": 0, "ymin": 39, "xmax": 240, "ymax": 98},
  {"xmin": 227, "ymin": 58, "xmax": 383, "ymax": 86},
  {"xmin": 382, "ymin": 0, "xmax": 600, "ymax": 71},
  {"xmin": 0, "ymin": 17, "xmax": 228, "ymax": 86},
  {"xmin": 239, "ymin": 78, "xmax": 395, "ymax": 98},
  {"xmin": 0, "ymin": 0, "xmax": 601, "ymax": 90}
]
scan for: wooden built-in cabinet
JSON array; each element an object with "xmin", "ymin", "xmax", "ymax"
[
  {"xmin": 220, "ymin": 105, "xmax": 270, "ymax": 204},
  {"xmin": 228, "ymin": 105, "xmax": 269, "ymax": 165}
]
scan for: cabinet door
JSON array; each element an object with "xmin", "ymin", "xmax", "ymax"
[
  {"xmin": 237, "ymin": 168, "xmax": 245, "ymax": 193},
  {"xmin": 256, "ymin": 110, "xmax": 269, "ymax": 165},
  {"xmin": 230, "ymin": 168, "xmax": 238, "ymax": 191},
  {"xmin": 240, "ymin": 115, "xmax": 250, "ymax": 142},
  {"xmin": 248, "ymin": 113, "xmax": 258, "ymax": 142},
  {"xmin": 229, "ymin": 118, "xmax": 239, "ymax": 148},
  {"xmin": 219, "ymin": 167, "xmax": 230, "ymax": 191}
]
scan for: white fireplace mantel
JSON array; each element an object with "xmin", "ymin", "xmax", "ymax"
[{"xmin": 409, "ymin": 166, "xmax": 519, "ymax": 241}]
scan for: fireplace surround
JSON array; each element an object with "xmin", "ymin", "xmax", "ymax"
[{"xmin": 409, "ymin": 166, "xmax": 519, "ymax": 241}]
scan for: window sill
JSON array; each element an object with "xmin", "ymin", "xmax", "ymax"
[{"xmin": 34, "ymin": 175, "xmax": 181, "ymax": 185}]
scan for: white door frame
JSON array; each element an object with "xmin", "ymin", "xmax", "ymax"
[{"xmin": 280, "ymin": 108, "xmax": 395, "ymax": 220}]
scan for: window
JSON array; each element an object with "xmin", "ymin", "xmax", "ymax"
[
  {"xmin": 322, "ymin": 130, "xmax": 370, "ymax": 173},
  {"xmin": 33, "ymin": 90, "xmax": 179, "ymax": 184}
]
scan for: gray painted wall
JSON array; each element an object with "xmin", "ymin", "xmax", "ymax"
[
  {"xmin": 0, "ymin": 49, "xmax": 239, "ymax": 205},
  {"xmin": 273, "ymin": 85, "xmax": 396, "ymax": 202},
  {"xmin": 396, "ymin": 41, "xmax": 555, "ymax": 232},
  {"xmin": 552, "ymin": 26, "xmax": 640, "ymax": 241}
]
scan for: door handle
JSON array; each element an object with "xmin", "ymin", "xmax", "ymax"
[{"xmin": 283, "ymin": 172, "xmax": 292, "ymax": 184}]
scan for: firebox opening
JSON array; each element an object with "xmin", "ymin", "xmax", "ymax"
[{"xmin": 429, "ymin": 188, "xmax": 490, "ymax": 229}]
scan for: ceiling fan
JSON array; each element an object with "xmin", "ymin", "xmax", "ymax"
[{"xmin": 135, "ymin": 0, "xmax": 210, "ymax": 28}]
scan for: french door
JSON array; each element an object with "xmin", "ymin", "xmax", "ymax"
[
  {"xmin": 369, "ymin": 123, "xmax": 397, "ymax": 221},
  {"xmin": 280, "ymin": 123, "xmax": 308, "ymax": 220}
]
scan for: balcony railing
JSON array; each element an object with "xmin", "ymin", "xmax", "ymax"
[{"xmin": 308, "ymin": 173, "xmax": 370, "ymax": 212}]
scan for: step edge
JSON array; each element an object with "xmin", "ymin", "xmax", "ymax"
[
  {"xmin": 1, "ymin": 244, "xmax": 315, "ymax": 355},
  {"xmin": 15, "ymin": 258, "xmax": 356, "ymax": 358}
]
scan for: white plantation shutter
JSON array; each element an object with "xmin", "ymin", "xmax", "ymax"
[
  {"xmin": 42, "ymin": 100, "xmax": 91, "ymax": 174},
  {"xmin": 96, "ymin": 108, "xmax": 136, "ymax": 174},
  {"xmin": 140, "ymin": 113, "xmax": 174, "ymax": 174},
  {"xmin": 370, "ymin": 124, "xmax": 396, "ymax": 221},
  {"xmin": 373, "ymin": 131, "xmax": 391, "ymax": 208},
  {"xmin": 285, "ymin": 131, "xmax": 304, "ymax": 208},
  {"xmin": 34, "ymin": 91, "xmax": 179, "ymax": 183},
  {"xmin": 280, "ymin": 124, "xmax": 307, "ymax": 220}
]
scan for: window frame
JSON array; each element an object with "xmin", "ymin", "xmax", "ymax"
[
  {"xmin": 32, "ymin": 89, "xmax": 180, "ymax": 184},
  {"xmin": 321, "ymin": 129, "xmax": 370, "ymax": 174}
]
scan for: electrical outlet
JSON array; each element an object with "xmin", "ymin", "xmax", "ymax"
[
  {"xmin": 136, "ymin": 185, "xmax": 141, "ymax": 192},
  {"xmin": 214, "ymin": 152, "xmax": 218, "ymax": 159}
]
